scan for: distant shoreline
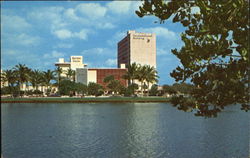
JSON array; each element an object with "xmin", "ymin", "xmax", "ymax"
[{"xmin": 1, "ymin": 97, "xmax": 170, "ymax": 103}]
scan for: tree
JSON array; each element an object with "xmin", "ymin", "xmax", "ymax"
[
  {"xmin": 66, "ymin": 68, "xmax": 75, "ymax": 81},
  {"xmin": 136, "ymin": 64, "xmax": 148, "ymax": 95},
  {"xmin": 14, "ymin": 63, "xmax": 30, "ymax": 96},
  {"xmin": 88, "ymin": 82, "xmax": 104, "ymax": 97},
  {"xmin": 103, "ymin": 75, "xmax": 114, "ymax": 84},
  {"xmin": 136, "ymin": 0, "xmax": 249, "ymax": 117},
  {"xmin": 103, "ymin": 75, "xmax": 123, "ymax": 95},
  {"xmin": 172, "ymin": 83, "xmax": 195, "ymax": 95},
  {"xmin": 74, "ymin": 82, "xmax": 88, "ymax": 97},
  {"xmin": 107, "ymin": 80, "xmax": 123, "ymax": 95},
  {"xmin": 162, "ymin": 84, "xmax": 177, "ymax": 96},
  {"xmin": 1, "ymin": 69, "xmax": 17, "ymax": 96},
  {"xmin": 29, "ymin": 69, "xmax": 43, "ymax": 91},
  {"xmin": 55, "ymin": 67, "xmax": 63, "ymax": 86},
  {"xmin": 149, "ymin": 84, "xmax": 159, "ymax": 96},
  {"xmin": 42, "ymin": 70, "xmax": 55, "ymax": 94},
  {"xmin": 144, "ymin": 65, "xmax": 159, "ymax": 96},
  {"xmin": 58, "ymin": 80, "xmax": 75, "ymax": 96},
  {"xmin": 123, "ymin": 62, "xmax": 139, "ymax": 85}
]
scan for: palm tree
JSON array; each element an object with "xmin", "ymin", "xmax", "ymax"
[
  {"xmin": 55, "ymin": 67, "xmax": 63, "ymax": 86},
  {"xmin": 144, "ymin": 65, "xmax": 159, "ymax": 96},
  {"xmin": 14, "ymin": 63, "xmax": 30, "ymax": 96},
  {"xmin": 2, "ymin": 69, "xmax": 17, "ymax": 96},
  {"xmin": 42, "ymin": 69, "xmax": 55, "ymax": 93},
  {"xmin": 122, "ymin": 62, "xmax": 138, "ymax": 85},
  {"xmin": 29, "ymin": 69, "xmax": 43, "ymax": 91},
  {"xmin": 2, "ymin": 69, "xmax": 16, "ymax": 86},
  {"xmin": 66, "ymin": 68, "xmax": 75, "ymax": 81},
  {"xmin": 136, "ymin": 64, "xmax": 147, "ymax": 95}
]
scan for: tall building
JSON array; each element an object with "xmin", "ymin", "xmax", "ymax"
[{"xmin": 117, "ymin": 30, "xmax": 156, "ymax": 68}]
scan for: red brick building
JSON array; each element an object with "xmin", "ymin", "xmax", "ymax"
[{"xmin": 88, "ymin": 68, "xmax": 127, "ymax": 87}]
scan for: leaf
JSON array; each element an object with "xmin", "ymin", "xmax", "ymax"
[{"xmin": 135, "ymin": 11, "xmax": 144, "ymax": 18}]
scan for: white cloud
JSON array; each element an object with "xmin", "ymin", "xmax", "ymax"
[
  {"xmin": 1, "ymin": 49, "xmax": 45, "ymax": 70},
  {"xmin": 17, "ymin": 34, "xmax": 41, "ymax": 46},
  {"xmin": 54, "ymin": 43, "xmax": 73, "ymax": 49},
  {"xmin": 3, "ymin": 33, "xmax": 41, "ymax": 46},
  {"xmin": 107, "ymin": 1, "xmax": 142, "ymax": 15},
  {"xmin": 107, "ymin": 1, "xmax": 132, "ymax": 14},
  {"xmin": 107, "ymin": 31, "xmax": 126, "ymax": 46},
  {"xmin": 105, "ymin": 59, "xmax": 117, "ymax": 66},
  {"xmin": 157, "ymin": 48, "xmax": 168, "ymax": 56},
  {"xmin": 64, "ymin": 8, "xmax": 79, "ymax": 21},
  {"xmin": 43, "ymin": 50, "xmax": 65, "ymax": 59},
  {"xmin": 1, "ymin": 15, "xmax": 31, "ymax": 32},
  {"xmin": 76, "ymin": 3, "xmax": 107, "ymax": 19},
  {"xmin": 81, "ymin": 47, "xmax": 112, "ymax": 55},
  {"xmin": 52, "ymin": 29, "xmax": 93, "ymax": 40},
  {"xmin": 97, "ymin": 22, "xmax": 116, "ymax": 29},
  {"xmin": 74, "ymin": 29, "xmax": 91, "ymax": 40},
  {"xmin": 28, "ymin": 6, "xmax": 67, "ymax": 31},
  {"xmin": 53, "ymin": 29, "xmax": 72, "ymax": 39},
  {"xmin": 137, "ymin": 27, "xmax": 177, "ymax": 40}
]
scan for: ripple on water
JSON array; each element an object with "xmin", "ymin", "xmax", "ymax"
[{"xmin": 2, "ymin": 103, "xmax": 249, "ymax": 158}]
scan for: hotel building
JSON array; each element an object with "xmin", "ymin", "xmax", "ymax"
[
  {"xmin": 117, "ymin": 30, "xmax": 156, "ymax": 68},
  {"xmin": 54, "ymin": 30, "xmax": 156, "ymax": 89},
  {"xmin": 55, "ymin": 56, "xmax": 127, "ymax": 87},
  {"xmin": 55, "ymin": 56, "xmax": 87, "ymax": 77}
]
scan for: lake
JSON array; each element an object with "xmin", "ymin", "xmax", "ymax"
[{"xmin": 1, "ymin": 103, "xmax": 249, "ymax": 158}]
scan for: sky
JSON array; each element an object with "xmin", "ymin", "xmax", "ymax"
[{"xmin": 1, "ymin": 1, "xmax": 186, "ymax": 85}]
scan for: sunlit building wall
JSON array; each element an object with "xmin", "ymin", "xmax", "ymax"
[{"xmin": 117, "ymin": 30, "xmax": 156, "ymax": 68}]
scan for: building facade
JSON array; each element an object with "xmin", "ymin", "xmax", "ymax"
[
  {"xmin": 53, "ymin": 55, "xmax": 128, "ymax": 87},
  {"xmin": 87, "ymin": 68, "xmax": 127, "ymax": 87},
  {"xmin": 117, "ymin": 30, "xmax": 156, "ymax": 68},
  {"xmin": 76, "ymin": 64, "xmax": 127, "ymax": 87},
  {"xmin": 55, "ymin": 56, "xmax": 87, "ymax": 77}
]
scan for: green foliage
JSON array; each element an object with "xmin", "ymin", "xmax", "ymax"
[
  {"xmin": 74, "ymin": 82, "xmax": 88, "ymax": 96},
  {"xmin": 33, "ymin": 90, "xmax": 43, "ymax": 95},
  {"xmin": 172, "ymin": 83, "xmax": 195, "ymax": 94},
  {"xmin": 55, "ymin": 67, "xmax": 63, "ymax": 85},
  {"xmin": 162, "ymin": 84, "xmax": 177, "ymax": 95},
  {"xmin": 1, "ymin": 87, "xmax": 11, "ymax": 95},
  {"xmin": 149, "ymin": 84, "xmax": 158, "ymax": 96},
  {"xmin": 123, "ymin": 63, "xmax": 158, "ymax": 95},
  {"xmin": 107, "ymin": 80, "xmax": 123, "ymax": 95},
  {"xmin": 58, "ymin": 80, "xmax": 76, "ymax": 95},
  {"xmin": 43, "ymin": 70, "xmax": 55, "ymax": 87},
  {"xmin": 2, "ymin": 65, "xmax": 56, "ymax": 97},
  {"xmin": 29, "ymin": 69, "xmax": 43, "ymax": 90},
  {"xmin": 88, "ymin": 82, "xmax": 104, "ymax": 97},
  {"xmin": 123, "ymin": 83, "xmax": 139, "ymax": 97},
  {"xmin": 103, "ymin": 75, "xmax": 115, "ymax": 83},
  {"xmin": 66, "ymin": 69, "xmax": 75, "ymax": 81},
  {"xmin": 137, "ymin": 0, "xmax": 250, "ymax": 117},
  {"xmin": 103, "ymin": 75, "xmax": 124, "ymax": 95}
]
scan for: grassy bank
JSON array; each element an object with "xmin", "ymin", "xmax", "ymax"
[{"xmin": 1, "ymin": 96, "xmax": 170, "ymax": 103}]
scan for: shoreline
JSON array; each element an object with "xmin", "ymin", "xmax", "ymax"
[{"xmin": 1, "ymin": 97, "xmax": 170, "ymax": 103}]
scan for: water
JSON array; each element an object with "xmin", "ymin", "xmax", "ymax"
[{"xmin": 1, "ymin": 103, "xmax": 249, "ymax": 158}]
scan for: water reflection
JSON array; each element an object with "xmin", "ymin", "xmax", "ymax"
[
  {"xmin": 2, "ymin": 103, "xmax": 249, "ymax": 158},
  {"xmin": 124, "ymin": 103, "xmax": 162, "ymax": 158}
]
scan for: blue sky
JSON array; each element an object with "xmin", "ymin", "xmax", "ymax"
[{"xmin": 1, "ymin": 1, "xmax": 186, "ymax": 85}]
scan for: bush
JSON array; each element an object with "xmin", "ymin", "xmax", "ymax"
[
  {"xmin": 88, "ymin": 82, "xmax": 104, "ymax": 97},
  {"xmin": 33, "ymin": 90, "xmax": 43, "ymax": 95},
  {"xmin": 149, "ymin": 84, "xmax": 158, "ymax": 96},
  {"xmin": 1, "ymin": 87, "xmax": 11, "ymax": 95},
  {"xmin": 58, "ymin": 80, "xmax": 76, "ymax": 95}
]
